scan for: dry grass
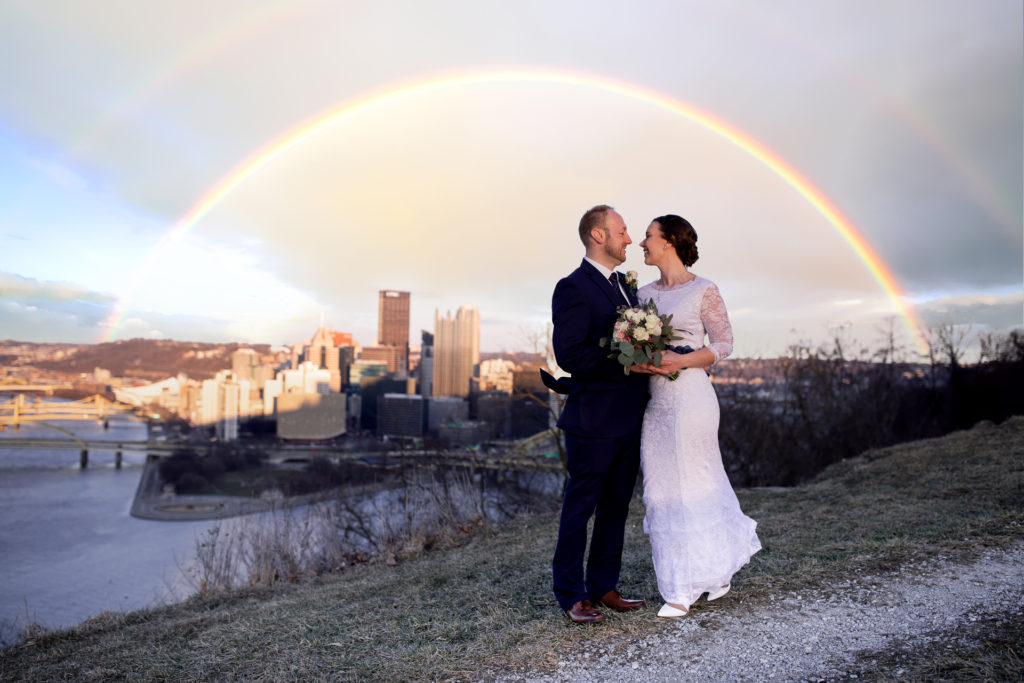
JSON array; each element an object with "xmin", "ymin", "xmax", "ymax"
[
  {"xmin": 864, "ymin": 610, "xmax": 1024, "ymax": 682},
  {"xmin": 2, "ymin": 417, "xmax": 1022, "ymax": 681}
]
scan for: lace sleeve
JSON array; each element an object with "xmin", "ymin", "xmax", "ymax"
[{"xmin": 701, "ymin": 284, "xmax": 733, "ymax": 363}]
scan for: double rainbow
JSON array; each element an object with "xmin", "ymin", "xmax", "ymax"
[{"xmin": 98, "ymin": 67, "xmax": 928, "ymax": 353}]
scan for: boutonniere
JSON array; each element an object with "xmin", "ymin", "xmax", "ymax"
[{"xmin": 624, "ymin": 270, "xmax": 638, "ymax": 293}]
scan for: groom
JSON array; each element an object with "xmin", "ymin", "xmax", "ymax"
[{"xmin": 550, "ymin": 205, "xmax": 650, "ymax": 623}]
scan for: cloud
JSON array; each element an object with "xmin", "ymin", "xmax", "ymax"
[
  {"xmin": 25, "ymin": 157, "xmax": 90, "ymax": 191},
  {"xmin": 0, "ymin": 272, "xmax": 116, "ymax": 304},
  {"xmin": 0, "ymin": 1, "xmax": 1019, "ymax": 356},
  {"xmin": 917, "ymin": 291, "xmax": 1024, "ymax": 332}
]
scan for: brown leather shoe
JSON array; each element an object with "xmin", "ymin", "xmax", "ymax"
[
  {"xmin": 598, "ymin": 589, "xmax": 646, "ymax": 612},
  {"xmin": 565, "ymin": 599, "xmax": 606, "ymax": 624}
]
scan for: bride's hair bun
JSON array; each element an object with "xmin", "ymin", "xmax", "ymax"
[{"xmin": 654, "ymin": 214, "xmax": 698, "ymax": 267}]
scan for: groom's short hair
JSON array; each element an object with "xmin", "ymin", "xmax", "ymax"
[{"xmin": 579, "ymin": 204, "xmax": 613, "ymax": 245}]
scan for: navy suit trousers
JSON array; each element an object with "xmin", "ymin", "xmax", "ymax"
[{"xmin": 551, "ymin": 429, "xmax": 641, "ymax": 610}]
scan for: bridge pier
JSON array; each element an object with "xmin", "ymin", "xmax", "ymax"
[{"xmin": 80, "ymin": 448, "xmax": 88, "ymax": 469}]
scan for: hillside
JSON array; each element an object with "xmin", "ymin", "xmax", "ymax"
[
  {"xmin": 2, "ymin": 417, "xmax": 1022, "ymax": 681},
  {"xmin": 26, "ymin": 339, "xmax": 273, "ymax": 380}
]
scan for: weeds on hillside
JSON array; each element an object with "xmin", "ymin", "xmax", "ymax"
[
  {"xmin": 180, "ymin": 466, "xmax": 554, "ymax": 594},
  {"xmin": 8, "ymin": 600, "xmax": 48, "ymax": 646}
]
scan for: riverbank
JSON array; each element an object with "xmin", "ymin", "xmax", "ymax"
[
  {"xmin": 2, "ymin": 417, "xmax": 1022, "ymax": 680},
  {"xmin": 129, "ymin": 454, "xmax": 340, "ymax": 521}
]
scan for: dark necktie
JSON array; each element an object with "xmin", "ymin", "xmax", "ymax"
[{"xmin": 609, "ymin": 273, "xmax": 628, "ymax": 304}]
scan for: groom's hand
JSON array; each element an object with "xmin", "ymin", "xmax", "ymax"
[
  {"xmin": 630, "ymin": 363, "xmax": 658, "ymax": 374},
  {"xmin": 654, "ymin": 348, "xmax": 714, "ymax": 375}
]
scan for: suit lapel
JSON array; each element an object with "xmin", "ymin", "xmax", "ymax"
[
  {"xmin": 624, "ymin": 281, "xmax": 639, "ymax": 307},
  {"xmin": 579, "ymin": 260, "xmax": 622, "ymax": 308}
]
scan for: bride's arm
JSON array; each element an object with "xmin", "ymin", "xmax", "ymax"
[
  {"xmin": 701, "ymin": 284, "xmax": 734, "ymax": 362},
  {"xmin": 649, "ymin": 285, "xmax": 732, "ymax": 375}
]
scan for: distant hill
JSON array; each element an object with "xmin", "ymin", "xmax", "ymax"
[
  {"xmin": 28, "ymin": 339, "xmax": 273, "ymax": 380},
  {"xmin": 479, "ymin": 351, "xmax": 543, "ymax": 366}
]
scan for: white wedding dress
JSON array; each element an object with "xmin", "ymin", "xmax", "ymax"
[{"xmin": 638, "ymin": 276, "xmax": 761, "ymax": 608}]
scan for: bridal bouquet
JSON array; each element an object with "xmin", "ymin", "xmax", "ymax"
[{"xmin": 600, "ymin": 300, "xmax": 690, "ymax": 380}]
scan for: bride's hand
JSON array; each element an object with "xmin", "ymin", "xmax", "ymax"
[
  {"xmin": 655, "ymin": 348, "xmax": 714, "ymax": 375},
  {"xmin": 652, "ymin": 350, "xmax": 686, "ymax": 376}
]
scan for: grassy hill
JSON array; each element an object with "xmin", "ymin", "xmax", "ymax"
[{"xmin": 2, "ymin": 417, "xmax": 1022, "ymax": 681}]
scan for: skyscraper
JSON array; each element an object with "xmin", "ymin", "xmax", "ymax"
[
  {"xmin": 378, "ymin": 290, "xmax": 410, "ymax": 374},
  {"xmin": 305, "ymin": 325, "xmax": 344, "ymax": 392},
  {"xmin": 418, "ymin": 330, "xmax": 434, "ymax": 398},
  {"xmin": 433, "ymin": 305, "xmax": 480, "ymax": 398},
  {"xmin": 378, "ymin": 290, "xmax": 410, "ymax": 347}
]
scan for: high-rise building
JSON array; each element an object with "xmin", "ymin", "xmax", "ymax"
[
  {"xmin": 377, "ymin": 394, "xmax": 425, "ymax": 437},
  {"xmin": 427, "ymin": 396, "xmax": 469, "ymax": 433},
  {"xmin": 190, "ymin": 370, "xmax": 250, "ymax": 441},
  {"xmin": 301, "ymin": 325, "xmax": 354, "ymax": 391},
  {"xmin": 378, "ymin": 290, "xmax": 410, "ymax": 347},
  {"xmin": 418, "ymin": 331, "xmax": 434, "ymax": 397},
  {"xmin": 361, "ymin": 345, "xmax": 405, "ymax": 373},
  {"xmin": 231, "ymin": 348, "xmax": 259, "ymax": 381},
  {"xmin": 377, "ymin": 290, "xmax": 410, "ymax": 375},
  {"xmin": 511, "ymin": 363, "xmax": 550, "ymax": 438},
  {"xmin": 479, "ymin": 358, "xmax": 516, "ymax": 393},
  {"xmin": 276, "ymin": 392, "xmax": 347, "ymax": 440},
  {"xmin": 432, "ymin": 305, "xmax": 479, "ymax": 397}
]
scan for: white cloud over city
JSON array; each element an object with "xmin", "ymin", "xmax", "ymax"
[{"xmin": 0, "ymin": 0, "xmax": 1020, "ymax": 357}]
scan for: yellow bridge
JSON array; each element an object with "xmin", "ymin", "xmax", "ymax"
[
  {"xmin": 0, "ymin": 394, "xmax": 137, "ymax": 424},
  {"xmin": 0, "ymin": 382, "xmax": 75, "ymax": 393},
  {"xmin": 0, "ymin": 394, "xmax": 144, "ymax": 468}
]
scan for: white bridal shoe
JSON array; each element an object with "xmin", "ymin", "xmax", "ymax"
[
  {"xmin": 657, "ymin": 603, "xmax": 688, "ymax": 618},
  {"xmin": 707, "ymin": 584, "xmax": 730, "ymax": 601}
]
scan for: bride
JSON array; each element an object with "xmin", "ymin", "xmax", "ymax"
[{"xmin": 636, "ymin": 214, "xmax": 761, "ymax": 618}]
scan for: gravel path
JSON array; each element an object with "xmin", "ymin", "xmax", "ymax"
[{"xmin": 497, "ymin": 542, "xmax": 1024, "ymax": 682}]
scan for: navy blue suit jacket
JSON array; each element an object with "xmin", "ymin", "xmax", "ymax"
[{"xmin": 552, "ymin": 260, "xmax": 649, "ymax": 438}]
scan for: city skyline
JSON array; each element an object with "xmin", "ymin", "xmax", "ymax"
[{"xmin": 0, "ymin": 1, "xmax": 1020, "ymax": 358}]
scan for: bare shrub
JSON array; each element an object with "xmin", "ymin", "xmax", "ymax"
[
  {"xmin": 238, "ymin": 506, "xmax": 319, "ymax": 584},
  {"xmin": 182, "ymin": 524, "xmax": 244, "ymax": 595},
  {"xmin": 12, "ymin": 599, "xmax": 49, "ymax": 643},
  {"xmin": 179, "ymin": 466, "xmax": 552, "ymax": 594},
  {"xmin": 326, "ymin": 468, "xmax": 489, "ymax": 565},
  {"xmin": 717, "ymin": 326, "xmax": 1024, "ymax": 487}
]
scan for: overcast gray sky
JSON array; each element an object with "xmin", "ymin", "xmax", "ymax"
[{"xmin": 1, "ymin": 0, "xmax": 1020, "ymax": 358}]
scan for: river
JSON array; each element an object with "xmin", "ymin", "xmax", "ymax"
[
  {"xmin": 0, "ymin": 398, "xmax": 563, "ymax": 647},
  {"xmin": 0, "ymin": 403, "xmax": 217, "ymax": 647}
]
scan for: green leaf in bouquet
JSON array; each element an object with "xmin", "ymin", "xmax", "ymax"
[
  {"xmin": 653, "ymin": 350, "xmax": 662, "ymax": 366},
  {"xmin": 629, "ymin": 346, "xmax": 645, "ymax": 365}
]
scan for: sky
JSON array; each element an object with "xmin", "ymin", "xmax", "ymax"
[{"xmin": 0, "ymin": 0, "xmax": 1021, "ymax": 359}]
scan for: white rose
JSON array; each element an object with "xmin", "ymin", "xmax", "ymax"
[
  {"xmin": 646, "ymin": 321, "xmax": 662, "ymax": 336},
  {"xmin": 645, "ymin": 314, "xmax": 660, "ymax": 327},
  {"xmin": 634, "ymin": 328, "xmax": 650, "ymax": 342}
]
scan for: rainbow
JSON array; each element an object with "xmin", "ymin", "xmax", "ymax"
[
  {"xmin": 70, "ymin": 0, "xmax": 316, "ymax": 159},
  {"xmin": 727, "ymin": 5, "xmax": 1020, "ymax": 242},
  {"xmin": 98, "ymin": 66, "xmax": 929, "ymax": 352}
]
